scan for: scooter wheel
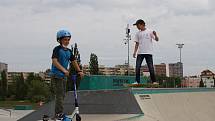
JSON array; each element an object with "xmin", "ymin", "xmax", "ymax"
[{"xmin": 76, "ymin": 114, "xmax": 81, "ymax": 121}]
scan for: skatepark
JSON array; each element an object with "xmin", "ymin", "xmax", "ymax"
[
  {"xmin": 1, "ymin": 75, "xmax": 215, "ymax": 121},
  {"xmin": 15, "ymin": 88, "xmax": 215, "ymax": 121}
]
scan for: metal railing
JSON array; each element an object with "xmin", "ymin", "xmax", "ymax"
[{"xmin": 0, "ymin": 108, "xmax": 11, "ymax": 117}]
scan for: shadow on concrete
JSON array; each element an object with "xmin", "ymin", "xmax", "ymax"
[{"xmin": 18, "ymin": 89, "xmax": 142, "ymax": 121}]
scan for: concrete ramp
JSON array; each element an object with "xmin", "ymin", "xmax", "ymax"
[
  {"xmin": 64, "ymin": 89, "xmax": 142, "ymax": 114},
  {"xmin": 16, "ymin": 88, "xmax": 215, "ymax": 121},
  {"xmin": 18, "ymin": 89, "xmax": 142, "ymax": 121},
  {"xmin": 135, "ymin": 91, "xmax": 215, "ymax": 121}
]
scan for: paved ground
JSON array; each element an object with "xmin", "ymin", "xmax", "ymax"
[{"xmin": 36, "ymin": 114, "xmax": 145, "ymax": 121}]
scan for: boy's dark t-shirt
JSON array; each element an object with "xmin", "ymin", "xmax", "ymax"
[{"xmin": 50, "ymin": 45, "xmax": 76, "ymax": 78}]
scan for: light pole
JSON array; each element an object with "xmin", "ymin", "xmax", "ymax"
[
  {"xmin": 124, "ymin": 24, "xmax": 131, "ymax": 75},
  {"xmin": 176, "ymin": 43, "xmax": 184, "ymax": 88},
  {"xmin": 176, "ymin": 43, "xmax": 184, "ymax": 63}
]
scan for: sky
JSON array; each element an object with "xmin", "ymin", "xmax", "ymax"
[{"xmin": 0, "ymin": 0, "xmax": 215, "ymax": 76}]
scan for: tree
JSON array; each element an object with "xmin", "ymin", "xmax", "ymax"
[
  {"xmin": 68, "ymin": 43, "xmax": 82, "ymax": 91},
  {"xmin": 89, "ymin": 53, "xmax": 99, "ymax": 75},
  {"xmin": 15, "ymin": 73, "xmax": 28, "ymax": 100},
  {"xmin": 155, "ymin": 75, "xmax": 166, "ymax": 86},
  {"xmin": 157, "ymin": 75, "xmax": 181, "ymax": 88},
  {"xmin": 174, "ymin": 77, "xmax": 182, "ymax": 88},
  {"xmin": 27, "ymin": 80, "xmax": 50, "ymax": 102},
  {"xmin": 26, "ymin": 73, "xmax": 35, "ymax": 84},
  {"xmin": 4, "ymin": 72, "xmax": 51, "ymax": 102},
  {"xmin": 70, "ymin": 43, "xmax": 82, "ymax": 74},
  {"xmin": 0, "ymin": 70, "xmax": 7, "ymax": 100},
  {"xmin": 19, "ymin": 73, "xmax": 51, "ymax": 102},
  {"xmin": 213, "ymin": 76, "xmax": 215, "ymax": 88},
  {"xmin": 199, "ymin": 78, "xmax": 204, "ymax": 87},
  {"xmin": 7, "ymin": 83, "xmax": 16, "ymax": 99}
]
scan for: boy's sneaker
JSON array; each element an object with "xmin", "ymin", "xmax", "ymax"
[
  {"xmin": 152, "ymin": 82, "xmax": 159, "ymax": 85},
  {"xmin": 42, "ymin": 115, "xmax": 49, "ymax": 121},
  {"xmin": 55, "ymin": 113, "xmax": 65, "ymax": 121}
]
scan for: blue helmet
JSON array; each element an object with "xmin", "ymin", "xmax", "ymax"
[{"xmin": 56, "ymin": 30, "xmax": 71, "ymax": 42}]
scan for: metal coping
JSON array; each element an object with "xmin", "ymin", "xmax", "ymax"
[{"xmin": 131, "ymin": 88, "xmax": 215, "ymax": 94}]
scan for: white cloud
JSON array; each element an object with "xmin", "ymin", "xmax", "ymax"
[
  {"xmin": 0, "ymin": 0, "xmax": 215, "ymax": 75},
  {"xmin": 162, "ymin": 0, "xmax": 210, "ymax": 15}
]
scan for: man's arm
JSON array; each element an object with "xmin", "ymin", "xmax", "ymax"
[
  {"xmin": 153, "ymin": 31, "xmax": 159, "ymax": 41},
  {"xmin": 133, "ymin": 42, "xmax": 139, "ymax": 58},
  {"xmin": 52, "ymin": 58, "xmax": 69, "ymax": 76}
]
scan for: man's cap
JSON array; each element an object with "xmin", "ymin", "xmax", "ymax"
[{"xmin": 133, "ymin": 19, "xmax": 145, "ymax": 26}]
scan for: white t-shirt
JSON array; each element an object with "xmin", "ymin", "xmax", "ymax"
[{"xmin": 134, "ymin": 28, "xmax": 155, "ymax": 55}]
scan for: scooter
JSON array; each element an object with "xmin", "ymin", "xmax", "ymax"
[
  {"xmin": 68, "ymin": 74, "xmax": 81, "ymax": 121},
  {"xmin": 43, "ymin": 74, "xmax": 81, "ymax": 121}
]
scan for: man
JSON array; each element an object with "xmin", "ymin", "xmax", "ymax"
[{"xmin": 133, "ymin": 19, "xmax": 159, "ymax": 84}]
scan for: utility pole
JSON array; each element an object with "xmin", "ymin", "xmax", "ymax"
[{"xmin": 124, "ymin": 24, "xmax": 131, "ymax": 75}]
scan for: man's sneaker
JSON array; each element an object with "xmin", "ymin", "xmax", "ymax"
[
  {"xmin": 132, "ymin": 82, "xmax": 139, "ymax": 85},
  {"xmin": 149, "ymin": 82, "xmax": 159, "ymax": 88}
]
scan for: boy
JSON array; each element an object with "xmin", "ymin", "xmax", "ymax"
[
  {"xmin": 50, "ymin": 29, "xmax": 84, "ymax": 119},
  {"xmin": 133, "ymin": 19, "xmax": 159, "ymax": 84}
]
